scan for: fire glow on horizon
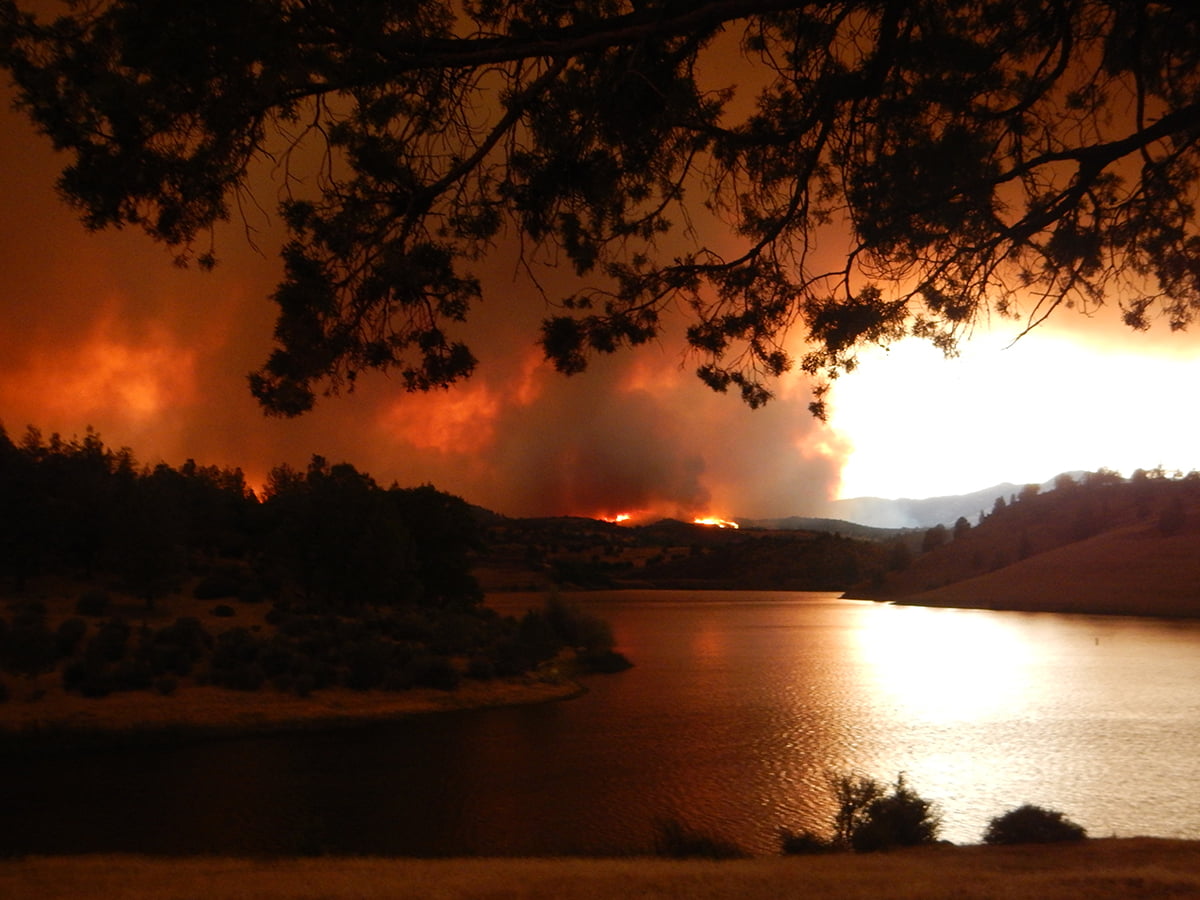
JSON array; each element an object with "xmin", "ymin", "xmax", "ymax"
[{"xmin": 3, "ymin": 85, "xmax": 1200, "ymax": 518}]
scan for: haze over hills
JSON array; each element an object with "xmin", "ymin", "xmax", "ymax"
[
  {"xmin": 814, "ymin": 475, "xmax": 1085, "ymax": 530},
  {"xmin": 478, "ymin": 468, "xmax": 1200, "ymax": 618}
]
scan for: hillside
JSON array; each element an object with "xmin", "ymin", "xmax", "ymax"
[
  {"xmin": 474, "ymin": 516, "xmax": 901, "ymax": 592},
  {"xmin": 848, "ymin": 472, "xmax": 1200, "ymax": 617}
]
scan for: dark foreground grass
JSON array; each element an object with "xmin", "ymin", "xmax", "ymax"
[{"xmin": 3, "ymin": 839, "xmax": 1199, "ymax": 900}]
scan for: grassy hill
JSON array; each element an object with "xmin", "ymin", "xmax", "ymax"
[{"xmin": 849, "ymin": 473, "xmax": 1200, "ymax": 617}]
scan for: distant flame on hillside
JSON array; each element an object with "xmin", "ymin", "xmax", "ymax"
[
  {"xmin": 600, "ymin": 513, "xmax": 632, "ymax": 524},
  {"xmin": 694, "ymin": 516, "xmax": 739, "ymax": 529}
]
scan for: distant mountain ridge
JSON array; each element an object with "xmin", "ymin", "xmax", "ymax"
[{"xmin": 821, "ymin": 475, "xmax": 1081, "ymax": 529}]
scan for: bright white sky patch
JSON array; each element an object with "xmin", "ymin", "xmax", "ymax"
[{"xmin": 827, "ymin": 329, "xmax": 1200, "ymax": 500}]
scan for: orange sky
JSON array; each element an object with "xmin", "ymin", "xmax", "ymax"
[{"xmin": 3, "ymin": 83, "xmax": 1198, "ymax": 519}]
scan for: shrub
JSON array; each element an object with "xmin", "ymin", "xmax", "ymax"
[
  {"xmin": 830, "ymin": 772, "xmax": 941, "ymax": 852},
  {"xmin": 406, "ymin": 653, "xmax": 460, "ymax": 690},
  {"xmin": 75, "ymin": 589, "xmax": 110, "ymax": 617},
  {"xmin": 56, "ymin": 617, "xmax": 88, "ymax": 656},
  {"xmin": 210, "ymin": 604, "xmax": 236, "ymax": 617},
  {"xmin": 343, "ymin": 638, "xmax": 392, "ymax": 690},
  {"xmin": 545, "ymin": 594, "xmax": 616, "ymax": 654},
  {"xmin": 779, "ymin": 828, "xmax": 835, "ymax": 855},
  {"xmin": 577, "ymin": 647, "xmax": 633, "ymax": 673},
  {"xmin": 852, "ymin": 775, "xmax": 941, "ymax": 852},
  {"xmin": 86, "ymin": 619, "xmax": 130, "ymax": 664},
  {"xmin": 9, "ymin": 598, "xmax": 47, "ymax": 625},
  {"xmin": 652, "ymin": 818, "xmax": 747, "ymax": 859},
  {"xmin": 193, "ymin": 570, "xmax": 243, "ymax": 600},
  {"xmin": 983, "ymin": 805, "xmax": 1087, "ymax": 845},
  {"xmin": 2, "ymin": 620, "xmax": 58, "ymax": 687},
  {"xmin": 466, "ymin": 655, "xmax": 496, "ymax": 680}
]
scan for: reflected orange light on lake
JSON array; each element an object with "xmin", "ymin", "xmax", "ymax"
[{"xmin": 849, "ymin": 604, "xmax": 1035, "ymax": 725}]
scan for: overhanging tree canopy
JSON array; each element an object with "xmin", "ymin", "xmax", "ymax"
[{"xmin": 3, "ymin": 0, "xmax": 1198, "ymax": 417}]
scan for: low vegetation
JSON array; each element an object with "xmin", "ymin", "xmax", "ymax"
[
  {"xmin": 983, "ymin": 804, "xmax": 1088, "ymax": 845},
  {"xmin": 654, "ymin": 771, "xmax": 1084, "ymax": 862},
  {"xmin": 652, "ymin": 819, "xmax": 749, "ymax": 860},
  {"xmin": 777, "ymin": 772, "xmax": 942, "ymax": 856},
  {"xmin": 0, "ymin": 425, "xmax": 628, "ymax": 726}
]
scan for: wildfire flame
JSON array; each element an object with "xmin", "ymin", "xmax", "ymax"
[
  {"xmin": 693, "ymin": 516, "xmax": 739, "ymax": 529},
  {"xmin": 600, "ymin": 513, "xmax": 632, "ymax": 524}
]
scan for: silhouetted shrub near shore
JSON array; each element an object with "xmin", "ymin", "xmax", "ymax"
[
  {"xmin": 983, "ymin": 804, "xmax": 1088, "ymax": 845},
  {"xmin": 781, "ymin": 772, "xmax": 942, "ymax": 855},
  {"xmin": 653, "ymin": 818, "xmax": 748, "ymax": 859},
  {"xmin": 778, "ymin": 828, "xmax": 836, "ymax": 855}
]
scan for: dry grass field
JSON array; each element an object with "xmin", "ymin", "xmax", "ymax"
[
  {"xmin": 3, "ymin": 839, "xmax": 1199, "ymax": 900},
  {"xmin": 905, "ymin": 522, "xmax": 1200, "ymax": 617}
]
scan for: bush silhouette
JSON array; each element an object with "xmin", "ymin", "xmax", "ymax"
[
  {"xmin": 75, "ymin": 589, "xmax": 110, "ymax": 617},
  {"xmin": 983, "ymin": 805, "xmax": 1087, "ymax": 845},
  {"xmin": 829, "ymin": 772, "xmax": 941, "ymax": 852},
  {"xmin": 779, "ymin": 828, "xmax": 835, "ymax": 855},
  {"xmin": 653, "ymin": 818, "xmax": 747, "ymax": 859}
]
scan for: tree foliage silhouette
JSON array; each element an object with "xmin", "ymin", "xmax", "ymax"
[{"xmin": 4, "ymin": 1, "xmax": 1199, "ymax": 416}]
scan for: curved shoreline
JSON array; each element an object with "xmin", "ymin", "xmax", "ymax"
[{"xmin": 0, "ymin": 676, "xmax": 585, "ymax": 750}]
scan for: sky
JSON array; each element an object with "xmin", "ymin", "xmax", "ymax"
[{"xmin": 3, "ymin": 90, "xmax": 1199, "ymax": 521}]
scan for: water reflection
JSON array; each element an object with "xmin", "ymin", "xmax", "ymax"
[
  {"xmin": 850, "ymin": 603, "xmax": 1036, "ymax": 724},
  {"xmin": 7, "ymin": 591, "xmax": 1200, "ymax": 856}
]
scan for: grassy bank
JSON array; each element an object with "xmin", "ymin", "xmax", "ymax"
[
  {"xmin": 3, "ymin": 839, "xmax": 1198, "ymax": 899},
  {"xmin": 0, "ymin": 676, "xmax": 583, "ymax": 746}
]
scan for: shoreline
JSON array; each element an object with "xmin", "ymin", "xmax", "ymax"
[
  {"xmin": 5, "ymin": 584, "xmax": 1192, "ymax": 748},
  {"xmin": 0, "ymin": 676, "xmax": 585, "ymax": 749},
  {"xmin": 4, "ymin": 838, "xmax": 1200, "ymax": 900}
]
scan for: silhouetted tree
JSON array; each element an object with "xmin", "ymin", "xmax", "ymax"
[
  {"xmin": 6, "ymin": 2, "xmax": 1200, "ymax": 416},
  {"xmin": 1054, "ymin": 473, "xmax": 1079, "ymax": 493},
  {"xmin": 388, "ymin": 484, "xmax": 483, "ymax": 609},
  {"xmin": 886, "ymin": 539, "xmax": 912, "ymax": 573},
  {"xmin": 921, "ymin": 524, "xmax": 947, "ymax": 553},
  {"xmin": 830, "ymin": 773, "xmax": 941, "ymax": 852},
  {"xmin": 107, "ymin": 464, "xmax": 188, "ymax": 608},
  {"xmin": 260, "ymin": 457, "xmax": 421, "ymax": 610},
  {"xmin": 952, "ymin": 516, "xmax": 971, "ymax": 540},
  {"xmin": 0, "ymin": 424, "xmax": 41, "ymax": 588},
  {"xmin": 1, "ymin": 610, "xmax": 58, "ymax": 696}
]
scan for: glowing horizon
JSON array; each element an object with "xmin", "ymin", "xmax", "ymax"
[
  {"xmin": 3, "ymin": 91, "xmax": 1199, "ymax": 520},
  {"xmin": 827, "ymin": 326, "xmax": 1200, "ymax": 502}
]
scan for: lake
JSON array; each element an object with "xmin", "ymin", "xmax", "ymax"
[{"xmin": 6, "ymin": 591, "xmax": 1200, "ymax": 855}]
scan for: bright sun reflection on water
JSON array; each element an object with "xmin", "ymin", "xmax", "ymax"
[{"xmin": 850, "ymin": 603, "xmax": 1036, "ymax": 724}]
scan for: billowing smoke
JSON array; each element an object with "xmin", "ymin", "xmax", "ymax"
[{"xmin": 0, "ymin": 100, "xmax": 848, "ymax": 519}]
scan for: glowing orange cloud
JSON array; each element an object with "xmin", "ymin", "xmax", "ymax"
[
  {"xmin": 0, "ymin": 317, "xmax": 199, "ymax": 427},
  {"xmin": 376, "ymin": 382, "xmax": 502, "ymax": 456}
]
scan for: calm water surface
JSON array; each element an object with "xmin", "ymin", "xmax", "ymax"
[{"xmin": 7, "ymin": 591, "xmax": 1200, "ymax": 855}]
